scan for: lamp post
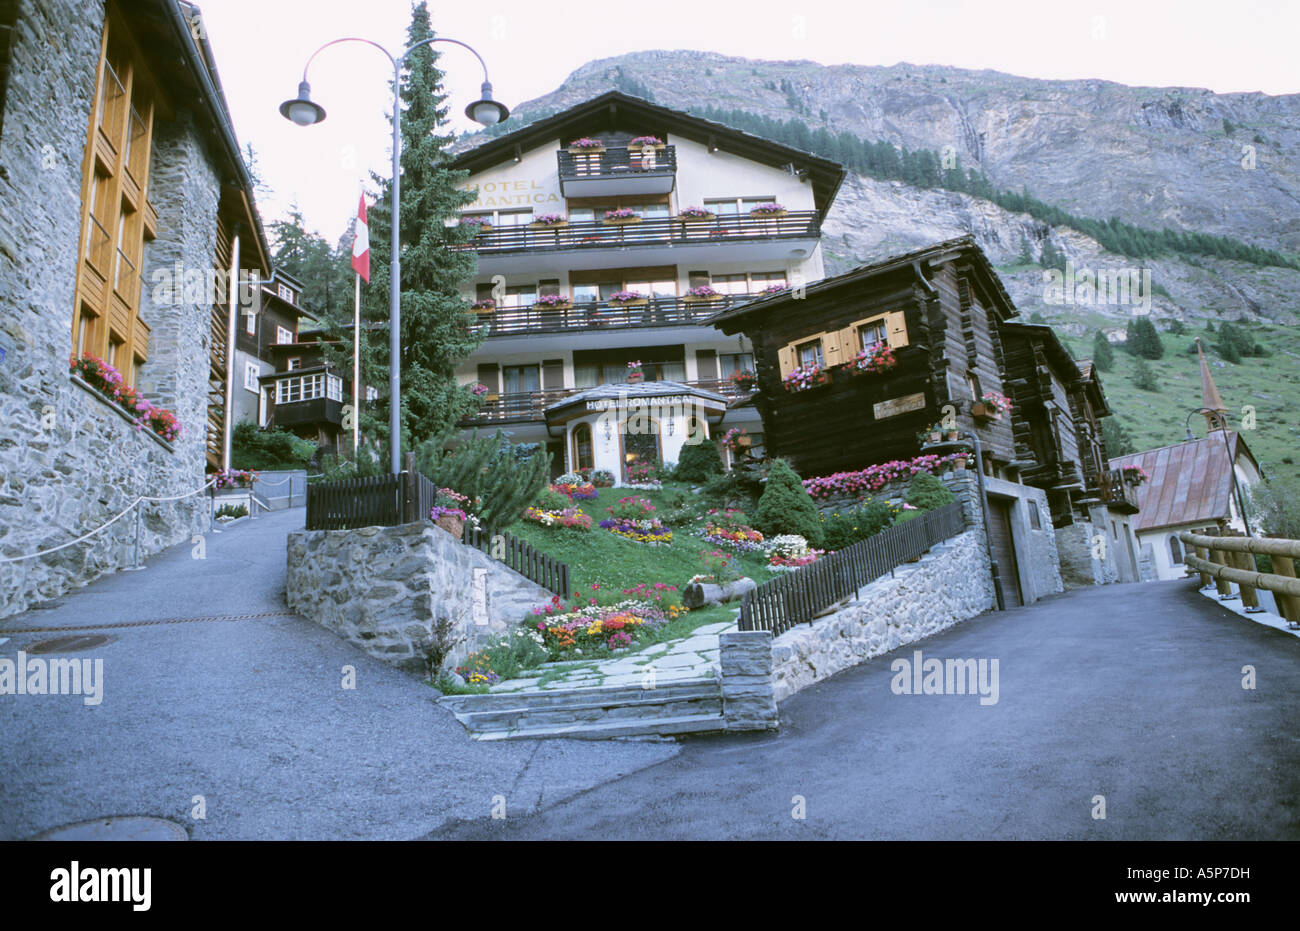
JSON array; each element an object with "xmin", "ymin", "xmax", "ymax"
[
  {"xmin": 280, "ymin": 36, "xmax": 508, "ymax": 475},
  {"xmin": 1184, "ymin": 407, "xmax": 1252, "ymax": 537}
]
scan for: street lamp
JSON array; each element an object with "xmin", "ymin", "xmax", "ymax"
[
  {"xmin": 1184, "ymin": 407, "xmax": 1252, "ymax": 537},
  {"xmin": 280, "ymin": 36, "xmax": 508, "ymax": 475}
]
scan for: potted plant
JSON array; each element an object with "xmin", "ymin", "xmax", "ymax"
[
  {"xmin": 677, "ymin": 205, "xmax": 715, "ymax": 222},
  {"xmin": 922, "ymin": 423, "xmax": 944, "ymax": 444},
  {"xmin": 683, "ymin": 284, "xmax": 721, "ymax": 303},
  {"xmin": 459, "ymin": 215, "xmax": 492, "ymax": 234},
  {"xmin": 529, "ymin": 213, "xmax": 568, "ymax": 229},
  {"xmin": 534, "ymin": 293, "xmax": 571, "ymax": 310},
  {"xmin": 971, "ymin": 392, "xmax": 1012, "ymax": 421},
  {"xmin": 729, "ymin": 370, "xmax": 758, "ymax": 392},
  {"xmin": 721, "ymin": 427, "xmax": 750, "ymax": 452},
  {"xmin": 469, "ymin": 383, "xmax": 489, "ymax": 398},
  {"xmin": 749, "ymin": 202, "xmax": 787, "ymax": 218},
  {"xmin": 603, "ymin": 208, "xmax": 642, "ymax": 225},
  {"xmin": 608, "ymin": 290, "xmax": 647, "ymax": 307},
  {"xmin": 953, "ymin": 453, "xmax": 969, "ymax": 470},
  {"xmin": 759, "ymin": 283, "xmax": 788, "ymax": 295},
  {"xmin": 430, "ymin": 487, "xmax": 473, "ymax": 539},
  {"xmin": 567, "ymin": 137, "xmax": 605, "ymax": 154},
  {"xmin": 626, "ymin": 360, "xmax": 644, "ymax": 383},
  {"xmin": 627, "ymin": 135, "xmax": 664, "ymax": 149},
  {"xmin": 470, "ymin": 297, "xmax": 496, "ymax": 313},
  {"xmin": 1121, "ymin": 464, "xmax": 1150, "ymax": 486}
]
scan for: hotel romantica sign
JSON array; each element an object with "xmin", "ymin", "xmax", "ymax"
[{"xmin": 460, "ymin": 178, "xmax": 561, "ymax": 209}]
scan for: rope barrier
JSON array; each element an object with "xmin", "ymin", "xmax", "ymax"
[{"xmin": 0, "ymin": 479, "xmax": 217, "ymax": 563}]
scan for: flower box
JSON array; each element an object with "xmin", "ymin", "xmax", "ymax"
[
  {"xmin": 434, "ymin": 514, "xmax": 464, "ymax": 539},
  {"xmin": 627, "ymin": 371, "xmax": 645, "ymax": 383},
  {"xmin": 533, "ymin": 295, "xmax": 571, "ymax": 310},
  {"xmin": 471, "ymin": 302, "xmax": 496, "ymax": 314},
  {"xmin": 678, "ymin": 211, "xmax": 716, "ymax": 222},
  {"xmin": 971, "ymin": 402, "xmax": 1002, "ymax": 421},
  {"xmin": 567, "ymin": 138, "xmax": 605, "ymax": 154},
  {"xmin": 602, "ymin": 215, "xmax": 642, "ymax": 225},
  {"xmin": 529, "ymin": 219, "xmax": 568, "ymax": 229},
  {"xmin": 627, "ymin": 135, "xmax": 664, "ymax": 149},
  {"xmin": 749, "ymin": 203, "xmax": 787, "ymax": 217}
]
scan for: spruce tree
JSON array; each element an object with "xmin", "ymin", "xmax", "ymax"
[
  {"xmin": 1132, "ymin": 357, "xmax": 1159, "ymax": 391},
  {"xmin": 354, "ymin": 1, "xmax": 484, "ymax": 456},
  {"xmin": 1018, "ymin": 236, "xmax": 1035, "ymax": 265},
  {"xmin": 1091, "ymin": 330, "xmax": 1115, "ymax": 372},
  {"xmin": 754, "ymin": 459, "xmax": 824, "ymax": 547}
]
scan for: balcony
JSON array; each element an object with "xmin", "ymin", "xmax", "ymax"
[
  {"xmin": 1098, "ymin": 468, "xmax": 1141, "ymax": 514},
  {"xmin": 460, "ymin": 378, "xmax": 747, "ymax": 427},
  {"xmin": 470, "ymin": 292, "xmax": 766, "ymax": 338},
  {"xmin": 271, "ymin": 396, "xmax": 344, "ymax": 429},
  {"xmin": 455, "ymin": 211, "xmax": 822, "ymax": 276},
  {"xmin": 557, "ymin": 145, "xmax": 677, "ymax": 197}
]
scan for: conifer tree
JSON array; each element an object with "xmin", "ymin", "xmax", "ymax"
[{"xmin": 1091, "ymin": 330, "xmax": 1115, "ymax": 371}]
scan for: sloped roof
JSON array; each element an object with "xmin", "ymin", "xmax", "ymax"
[
  {"xmin": 545, "ymin": 380, "xmax": 726, "ymax": 412},
  {"xmin": 1109, "ymin": 433, "xmax": 1252, "ymax": 532},
  {"xmin": 449, "ymin": 91, "xmax": 846, "ymax": 218}
]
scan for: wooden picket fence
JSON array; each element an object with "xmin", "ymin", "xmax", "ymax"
[
  {"xmin": 738, "ymin": 501, "xmax": 966, "ymax": 637},
  {"xmin": 464, "ymin": 525, "xmax": 570, "ymax": 598}
]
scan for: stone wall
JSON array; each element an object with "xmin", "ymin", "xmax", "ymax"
[
  {"xmin": 285, "ymin": 521, "xmax": 556, "ymax": 674},
  {"xmin": 984, "ymin": 475, "xmax": 1063, "ymax": 604},
  {"xmin": 770, "ymin": 527, "xmax": 996, "ymax": 703},
  {"xmin": 718, "ymin": 630, "xmax": 777, "ymax": 730},
  {"xmin": 0, "ymin": 1, "xmax": 223, "ymax": 618}
]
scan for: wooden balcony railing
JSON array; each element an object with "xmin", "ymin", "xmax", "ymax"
[
  {"xmin": 470, "ymin": 292, "xmax": 767, "ymax": 337},
  {"xmin": 557, "ymin": 145, "xmax": 677, "ymax": 183},
  {"xmin": 460, "ymin": 378, "xmax": 746, "ymax": 426},
  {"xmin": 452, "ymin": 210, "xmax": 820, "ymax": 257},
  {"xmin": 1098, "ymin": 468, "xmax": 1141, "ymax": 513}
]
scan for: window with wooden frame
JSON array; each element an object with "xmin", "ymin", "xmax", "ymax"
[
  {"xmin": 72, "ymin": 7, "xmax": 157, "ymax": 387},
  {"xmin": 773, "ymin": 311, "xmax": 908, "ymax": 379},
  {"xmin": 572, "ymin": 423, "xmax": 594, "ymax": 472}
]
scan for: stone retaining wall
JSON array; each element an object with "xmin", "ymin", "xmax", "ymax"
[
  {"xmin": 285, "ymin": 521, "xmax": 554, "ymax": 674},
  {"xmin": 769, "ymin": 527, "xmax": 996, "ymax": 703}
]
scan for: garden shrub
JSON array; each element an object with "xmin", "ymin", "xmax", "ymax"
[
  {"xmin": 754, "ymin": 459, "xmax": 824, "ymax": 547},
  {"xmin": 674, "ymin": 439, "xmax": 724, "ymax": 482},
  {"xmin": 656, "ymin": 486, "xmax": 709, "ymax": 526},
  {"xmin": 416, "ymin": 429, "xmax": 551, "ymax": 530},
  {"xmin": 534, "ymin": 487, "xmax": 570, "ymax": 511},
  {"xmin": 231, "ymin": 420, "xmax": 317, "ymax": 470},
  {"xmin": 820, "ymin": 498, "xmax": 893, "ymax": 550},
  {"xmin": 905, "ymin": 472, "xmax": 955, "ymax": 511}
]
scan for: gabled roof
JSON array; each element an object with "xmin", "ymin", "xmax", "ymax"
[
  {"xmin": 545, "ymin": 380, "xmax": 726, "ymax": 411},
  {"xmin": 999, "ymin": 321, "xmax": 1080, "ymax": 380},
  {"xmin": 710, "ymin": 235, "xmax": 1016, "ymax": 331},
  {"xmin": 1109, "ymin": 433, "xmax": 1256, "ymax": 532},
  {"xmin": 449, "ymin": 91, "xmax": 846, "ymax": 218}
]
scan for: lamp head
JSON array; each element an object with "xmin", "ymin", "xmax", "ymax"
[
  {"xmin": 465, "ymin": 81, "xmax": 509, "ymax": 125},
  {"xmin": 279, "ymin": 81, "xmax": 326, "ymax": 126}
]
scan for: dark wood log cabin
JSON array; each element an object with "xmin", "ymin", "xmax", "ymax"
[
  {"xmin": 996, "ymin": 321, "xmax": 1133, "ymax": 525},
  {"xmin": 709, "ymin": 236, "xmax": 1019, "ymax": 479}
]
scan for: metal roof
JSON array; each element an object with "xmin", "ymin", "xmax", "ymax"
[{"xmin": 1109, "ymin": 433, "xmax": 1251, "ymax": 532}]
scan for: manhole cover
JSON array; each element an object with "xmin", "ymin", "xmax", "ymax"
[
  {"xmin": 30, "ymin": 816, "xmax": 188, "ymax": 841},
  {"xmin": 27, "ymin": 634, "xmax": 112, "ymax": 654}
]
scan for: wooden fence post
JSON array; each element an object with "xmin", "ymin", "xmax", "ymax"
[
  {"xmin": 1229, "ymin": 544, "xmax": 1261, "ymax": 611},
  {"xmin": 1270, "ymin": 553, "xmax": 1300, "ymax": 627},
  {"xmin": 1207, "ymin": 534, "xmax": 1234, "ymax": 599},
  {"xmin": 1192, "ymin": 543, "xmax": 1212, "ymax": 588},
  {"xmin": 401, "ymin": 451, "xmax": 417, "ymax": 523}
]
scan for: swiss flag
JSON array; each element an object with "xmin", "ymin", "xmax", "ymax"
[{"xmin": 351, "ymin": 195, "xmax": 370, "ymax": 283}]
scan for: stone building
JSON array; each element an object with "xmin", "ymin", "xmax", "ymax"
[{"xmin": 0, "ymin": 0, "xmax": 270, "ymax": 618}]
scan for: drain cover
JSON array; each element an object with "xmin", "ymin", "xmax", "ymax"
[
  {"xmin": 31, "ymin": 816, "xmax": 188, "ymax": 841},
  {"xmin": 27, "ymin": 634, "xmax": 112, "ymax": 654}
]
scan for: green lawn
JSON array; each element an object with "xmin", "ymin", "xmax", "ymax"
[{"xmin": 502, "ymin": 484, "xmax": 781, "ymax": 599}]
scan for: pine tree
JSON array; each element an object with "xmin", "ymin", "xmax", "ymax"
[
  {"xmin": 754, "ymin": 459, "xmax": 824, "ymax": 547},
  {"xmin": 1018, "ymin": 236, "xmax": 1035, "ymax": 265},
  {"xmin": 354, "ymin": 2, "xmax": 484, "ymax": 456},
  {"xmin": 1091, "ymin": 330, "xmax": 1115, "ymax": 371},
  {"xmin": 1132, "ymin": 357, "xmax": 1159, "ymax": 391}
]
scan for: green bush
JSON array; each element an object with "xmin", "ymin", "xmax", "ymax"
[
  {"xmin": 673, "ymin": 439, "xmax": 724, "ymax": 482},
  {"xmin": 753, "ymin": 459, "xmax": 823, "ymax": 547},
  {"xmin": 534, "ymin": 487, "xmax": 570, "ymax": 511},
  {"xmin": 905, "ymin": 472, "xmax": 955, "ymax": 511},
  {"xmin": 656, "ymin": 485, "xmax": 709, "ymax": 526},
  {"xmin": 416, "ymin": 429, "xmax": 550, "ymax": 530},
  {"xmin": 231, "ymin": 421, "xmax": 317, "ymax": 470},
  {"xmin": 820, "ymin": 499, "xmax": 893, "ymax": 550}
]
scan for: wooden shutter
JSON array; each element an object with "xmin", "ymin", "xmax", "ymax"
[
  {"xmin": 777, "ymin": 344, "xmax": 796, "ymax": 377},
  {"xmin": 886, "ymin": 310, "xmax": 909, "ymax": 347},
  {"xmin": 696, "ymin": 349, "xmax": 719, "ymax": 381},
  {"xmin": 476, "ymin": 363, "xmax": 500, "ymax": 394},
  {"xmin": 836, "ymin": 326, "xmax": 858, "ymax": 361},
  {"xmin": 542, "ymin": 359, "xmax": 564, "ymax": 390},
  {"xmin": 819, "ymin": 331, "xmax": 841, "ymax": 367}
]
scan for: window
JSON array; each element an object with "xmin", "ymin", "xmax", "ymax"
[
  {"xmin": 496, "ymin": 208, "xmax": 534, "ymax": 227},
  {"xmin": 244, "ymin": 307, "xmax": 255, "ymax": 335},
  {"xmin": 1168, "ymin": 535, "xmax": 1185, "ymax": 566},
  {"xmin": 72, "ymin": 10, "xmax": 157, "ymax": 387},
  {"xmin": 711, "ymin": 274, "xmax": 748, "ymax": 296},
  {"xmin": 326, "ymin": 374, "xmax": 344, "ymax": 402},
  {"xmin": 244, "ymin": 361, "xmax": 260, "ymax": 392},
  {"xmin": 275, "ymin": 374, "xmax": 326, "ymax": 404},
  {"xmin": 503, "ymin": 364, "xmax": 540, "ymax": 394},
  {"xmin": 719, "ymin": 352, "xmax": 754, "ymax": 379},
  {"xmin": 1028, "ymin": 504, "xmax": 1042, "ymax": 531},
  {"xmin": 795, "ymin": 338, "xmax": 823, "ymax": 368},
  {"xmin": 572, "ymin": 423, "xmax": 594, "ymax": 472},
  {"xmin": 857, "ymin": 318, "xmax": 888, "ymax": 351},
  {"xmin": 501, "ymin": 285, "xmax": 537, "ymax": 309},
  {"xmin": 287, "ymin": 358, "xmax": 302, "ymax": 370},
  {"xmin": 704, "ymin": 197, "xmax": 776, "ymax": 216},
  {"xmin": 277, "ymin": 326, "xmax": 293, "ymax": 345},
  {"xmin": 277, "ymin": 284, "xmax": 295, "ymax": 303}
]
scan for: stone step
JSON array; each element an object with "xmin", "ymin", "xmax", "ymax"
[
  {"xmin": 458, "ymin": 693, "xmax": 724, "ymax": 732},
  {"xmin": 439, "ymin": 679, "xmax": 718, "ymax": 712},
  {"xmin": 469, "ymin": 711, "xmax": 729, "ymax": 741}
]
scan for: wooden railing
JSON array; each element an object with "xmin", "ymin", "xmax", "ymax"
[
  {"xmin": 557, "ymin": 144, "xmax": 677, "ymax": 182},
  {"xmin": 472, "ymin": 292, "xmax": 759, "ymax": 337},
  {"xmin": 304, "ymin": 464, "xmax": 571, "ymax": 597},
  {"xmin": 1098, "ymin": 468, "xmax": 1141, "ymax": 513},
  {"xmin": 460, "ymin": 377, "xmax": 746, "ymax": 426},
  {"xmin": 1178, "ymin": 529, "xmax": 1300, "ymax": 629},
  {"xmin": 453, "ymin": 210, "xmax": 820, "ymax": 257},
  {"xmin": 738, "ymin": 502, "xmax": 967, "ymax": 637}
]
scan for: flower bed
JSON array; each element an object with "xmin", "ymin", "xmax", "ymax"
[
  {"xmin": 623, "ymin": 461, "xmax": 661, "ymax": 489},
  {"xmin": 529, "ymin": 590, "xmax": 678, "ymax": 658},
  {"xmin": 802, "ymin": 453, "xmax": 963, "ymax": 499},
  {"xmin": 766, "ymin": 534, "xmax": 824, "ymax": 570},
  {"xmin": 455, "ymin": 652, "xmax": 501, "ymax": 687},
  {"xmin": 589, "ymin": 469, "xmax": 615, "ymax": 488},
  {"xmin": 71, "ymin": 353, "xmax": 182, "ymax": 442},
  {"xmin": 600, "ymin": 517, "xmax": 672, "ymax": 545},
  {"xmin": 701, "ymin": 522, "xmax": 764, "ymax": 552},
  {"xmin": 525, "ymin": 506, "xmax": 593, "ymax": 531},
  {"xmin": 551, "ymin": 481, "xmax": 598, "ymax": 500}
]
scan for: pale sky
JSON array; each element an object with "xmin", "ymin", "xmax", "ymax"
[{"xmin": 197, "ymin": 0, "xmax": 1300, "ymax": 243}]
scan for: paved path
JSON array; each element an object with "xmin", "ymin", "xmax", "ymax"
[
  {"xmin": 0, "ymin": 510, "xmax": 677, "ymax": 840},
  {"xmin": 428, "ymin": 580, "xmax": 1300, "ymax": 840}
]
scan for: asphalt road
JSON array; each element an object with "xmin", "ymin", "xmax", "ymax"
[
  {"xmin": 0, "ymin": 509, "xmax": 677, "ymax": 840},
  {"xmin": 428, "ymin": 581, "xmax": 1300, "ymax": 840}
]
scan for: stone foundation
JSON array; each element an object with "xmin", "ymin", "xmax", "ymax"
[
  {"xmin": 719, "ymin": 630, "xmax": 778, "ymax": 730},
  {"xmin": 285, "ymin": 521, "xmax": 555, "ymax": 674}
]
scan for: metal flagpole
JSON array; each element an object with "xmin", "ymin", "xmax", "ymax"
[{"xmin": 353, "ymin": 271, "xmax": 361, "ymax": 459}]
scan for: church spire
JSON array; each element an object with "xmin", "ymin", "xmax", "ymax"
[{"xmin": 1196, "ymin": 337, "xmax": 1228, "ymax": 432}]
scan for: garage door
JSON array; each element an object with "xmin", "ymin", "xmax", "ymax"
[{"xmin": 988, "ymin": 497, "xmax": 1024, "ymax": 608}]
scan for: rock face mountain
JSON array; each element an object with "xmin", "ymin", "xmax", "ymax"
[{"xmin": 461, "ymin": 51, "xmax": 1300, "ymax": 481}]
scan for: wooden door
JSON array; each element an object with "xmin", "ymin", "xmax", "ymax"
[{"xmin": 988, "ymin": 497, "xmax": 1024, "ymax": 608}]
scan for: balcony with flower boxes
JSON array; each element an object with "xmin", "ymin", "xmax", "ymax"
[
  {"xmin": 459, "ymin": 377, "xmax": 745, "ymax": 427},
  {"xmin": 557, "ymin": 143, "xmax": 677, "ymax": 197},
  {"xmin": 469, "ymin": 291, "xmax": 770, "ymax": 339},
  {"xmin": 1098, "ymin": 467, "xmax": 1141, "ymax": 514},
  {"xmin": 454, "ymin": 210, "xmax": 822, "ymax": 276}
]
